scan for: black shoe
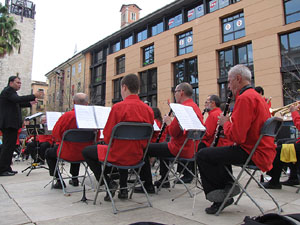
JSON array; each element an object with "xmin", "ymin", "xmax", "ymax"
[
  {"xmin": 205, "ymin": 198, "xmax": 234, "ymax": 214},
  {"xmin": 0, "ymin": 171, "xmax": 15, "ymax": 176},
  {"xmin": 174, "ymin": 176, "xmax": 193, "ymax": 184},
  {"xmin": 206, "ymin": 184, "xmax": 240, "ymax": 203},
  {"xmin": 280, "ymin": 179, "xmax": 300, "ymax": 186},
  {"xmin": 8, "ymin": 168, "xmax": 18, "ymax": 174},
  {"xmin": 261, "ymin": 181, "xmax": 282, "ymax": 189},
  {"xmin": 53, "ymin": 180, "xmax": 66, "ymax": 189},
  {"xmin": 134, "ymin": 185, "xmax": 155, "ymax": 194},
  {"xmin": 154, "ymin": 179, "xmax": 170, "ymax": 188},
  {"xmin": 104, "ymin": 181, "xmax": 118, "ymax": 202},
  {"xmin": 118, "ymin": 189, "xmax": 128, "ymax": 199},
  {"xmin": 69, "ymin": 178, "xmax": 79, "ymax": 187}
]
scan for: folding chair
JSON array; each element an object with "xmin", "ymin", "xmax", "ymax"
[
  {"xmin": 51, "ymin": 129, "xmax": 97, "ymax": 195},
  {"xmin": 215, "ymin": 117, "xmax": 283, "ymax": 216},
  {"xmin": 93, "ymin": 122, "xmax": 153, "ymax": 214},
  {"xmin": 157, "ymin": 130, "xmax": 205, "ymax": 198}
]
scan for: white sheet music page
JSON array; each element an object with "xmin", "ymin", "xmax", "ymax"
[
  {"xmin": 74, "ymin": 105, "xmax": 98, "ymax": 129},
  {"xmin": 94, "ymin": 106, "xmax": 111, "ymax": 129},
  {"xmin": 46, "ymin": 112, "xmax": 63, "ymax": 131},
  {"xmin": 169, "ymin": 103, "xmax": 206, "ymax": 131},
  {"xmin": 153, "ymin": 120, "xmax": 160, "ymax": 131}
]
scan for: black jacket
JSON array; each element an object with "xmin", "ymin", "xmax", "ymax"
[{"xmin": 0, "ymin": 86, "xmax": 36, "ymax": 129}]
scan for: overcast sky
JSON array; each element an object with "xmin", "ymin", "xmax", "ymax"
[{"xmin": 1, "ymin": 0, "xmax": 174, "ymax": 81}]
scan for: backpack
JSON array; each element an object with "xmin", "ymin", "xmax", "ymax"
[{"xmin": 242, "ymin": 213, "xmax": 300, "ymax": 225}]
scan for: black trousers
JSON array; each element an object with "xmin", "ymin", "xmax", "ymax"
[
  {"xmin": 82, "ymin": 145, "xmax": 128, "ymax": 188},
  {"xmin": 140, "ymin": 142, "xmax": 174, "ymax": 186},
  {"xmin": 45, "ymin": 146, "xmax": 80, "ymax": 178},
  {"xmin": 196, "ymin": 145, "xmax": 250, "ymax": 195},
  {"xmin": 27, "ymin": 141, "xmax": 51, "ymax": 161},
  {"xmin": 0, "ymin": 128, "xmax": 18, "ymax": 173},
  {"xmin": 267, "ymin": 142, "xmax": 300, "ymax": 184}
]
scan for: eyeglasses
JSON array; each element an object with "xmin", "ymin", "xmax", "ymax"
[
  {"xmin": 174, "ymin": 89, "xmax": 182, "ymax": 93},
  {"xmin": 205, "ymin": 101, "xmax": 211, "ymax": 104}
]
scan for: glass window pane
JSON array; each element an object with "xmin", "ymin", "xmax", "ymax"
[{"xmin": 289, "ymin": 30, "xmax": 300, "ymax": 50}]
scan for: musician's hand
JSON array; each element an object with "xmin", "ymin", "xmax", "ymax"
[
  {"xmin": 30, "ymin": 98, "xmax": 38, "ymax": 105},
  {"xmin": 163, "ymin": 115, "xmax": 172, "ymax": 126},
  {"xmin": 290, "ymin": 102, "xmax": 300, "ymax": 112},
  {"xmin": 34, "ymin": 90, "xmax": 44, "ymax": 99},
  {"xmin": 218, "ymin": 114, "xmax": 230, "ymax": 126}
]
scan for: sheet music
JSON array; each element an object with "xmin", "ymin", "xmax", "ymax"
[
  {"xmin": 74, "ymin": 105, "xmax": 98, "ymax": 129},
  {"xmin": 153, "ymin": 120, "xmax": 160, "ymax": 131},
  {"xmin": 46, "ymin": 112, "xmax": 63, "ymax": 131},
  {"xmin": 94, "ymin": 106, "xmax": 111, "ymax": 129},
  {"xmin": 169, "ymin": 103, "xmax": 206, "ymax": 131}
]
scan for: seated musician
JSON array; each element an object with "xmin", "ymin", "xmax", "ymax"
[
  {"xmin": 26, "ymin": 115, "xmax": 53, "ymax": 164},
  {"xmin": 82, "ymin": 74, "xmax": 154, "ymax": 201},
  {"xmin": 45, "ymin": 93, "xmax": 91, "ymax": 189},
  {"xmin": 196, "ymin": 65, "xmax": 276, "ymax": 214},
  {"xmin": 261, "ymin": 102, "xmax": 300, "ymax": 189},
  {"xmin": 255, "ymin": 86, "xmax": 271, "ymax": 108},
  {"xmin": 135, "ymin": 82, "xmax": 204, "ymax": 193}
]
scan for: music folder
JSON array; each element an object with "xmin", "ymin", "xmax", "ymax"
[
  {"xmin": 169, "ymin": 103, "xmax": 206, "ymax": 131},
  {"xmin": 74, "ymin": 104, "xmax": 111, "ymax": 129}
]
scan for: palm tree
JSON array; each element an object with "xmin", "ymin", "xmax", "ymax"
[{"xmin": 0, "ymin": 3, "xmax": 21, "ymax": 57}]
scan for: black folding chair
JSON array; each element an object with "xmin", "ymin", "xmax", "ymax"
[
  {"xmin": 157, "ymin": 130, "xmax": 205, "ymax": 198},
  {"xmin": 215, "ymin": 117, "xmax": 283, "ymax": 216},
  {"xmin": 93, "ymin": 122, "xmax": 153, "ymax": 214},
  {"xmin": 51, "ymin": 129, "xmax": 97, "ymax": 195}
]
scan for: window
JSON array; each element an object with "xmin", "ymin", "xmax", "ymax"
[
  {"xmin": 139, "ymin": 68, "xmax": 157, "ymax": 107},
  {"xmin": 112, "ymin": 41, "xmax": 120, "ymax": 53},
  {"xmin": 137, "ymin": 29, "xmax": 148, "ymax": 42},
  {"xmin": 78, "ymin": 63, "xmax": 81, "ymax": 73},
  {"xmin": 95, "ymin": 50, "xmax": 103, "ymax": 63},
  {"xmin": 168, "ymin": 13, "xmax": 182, "ymax": 29},
  {"xmin": 187, "ymin": 4, "xmax": 204, "ymax": 22},
  {"xmin": 280, "ymin": 30, "xmax": 300, "ymax": 67},
  {"xmin": 124, "ymin": 36, "xmax": 133, "ymax": 48},
  {"xmin": 93, "ymin": 64, "xmax": 106, "ymax": 83},
  {"xmin": 222, "ymin": 12, "xmax": 245, "ymax": 42},
  {"xmin": 209, "ymin": 0, "xmax": 229, "ymax": 13},
  {"xmin": 218, "ymin": 43, "xmax": 254, "ymax": 101},
  {"xmin": 284, "ymin": 0, "xmax": 300, "ymax": 24},
  {"xmin": 116, "ymin": 55, "xmax": 125, "ymax": 74},
  {"xmin": 151, "ymin": 21, "xmax": 163, "ymax": 36},
  {"xmin": 131, "ymin": 12, "xmax": 136, "ymax": 21},
  {"xmin": 280, "ymin": 30, "xmax": 300, "ymax": 105},
  {"xmin": 91, "ymin": 84, "xmax": 106, "ymax": 106},
  {"xmin": 174, "ymin": 57, "xmax": 199, "ymax": 105},
  {"xmin": 177, "ymin": 30, "xmax": 193, "ymax": 56},
  {"xmin": 72, "ymin": 65, "xmax": 76, "ymax": 76},
  {"xmin": 113, "ymin": 78, "xmax": 122, "ymax": 103},
  {"xmin": 143, "ymin": 45, "xmax": 154, "ymax": 66}
]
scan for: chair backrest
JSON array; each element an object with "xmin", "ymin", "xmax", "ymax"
[
  {"xmin": 110, "ymin": 122, "xmax": 153, "ymax": 141},
  {"xmin": 187, "ymin": 130, "xmax": 206, "ymax": 141},
  {"xmin": 62, "ymin": 129, "xmax": 97, "ymax": 143}
]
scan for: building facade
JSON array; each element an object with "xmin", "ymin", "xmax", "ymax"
[
  {"xmin": 0, "ymin": 0, "xmax": 36, "ymax": 96},
  {"xmin": 31, "ymin": 80, "xmax": 48, "ymax": 114},
  {"xmin": 46, "ymin": 0, "xmax": 300, "ymax": 116}
]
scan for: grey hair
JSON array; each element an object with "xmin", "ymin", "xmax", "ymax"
[
  {"xmin": 177, "ymin": 82, "xmax": 193, "ymax": 97},
  {"xmin": 73, "ymin": 93, "xmax": 88, "ymax": 105},
  {"xmin": 228, "ymin": 64, "xmax": 251, "ymax": 81}
]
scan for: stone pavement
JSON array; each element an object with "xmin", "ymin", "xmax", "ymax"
[{"xmin": 1, "ymin": 160, "xmax": 300, "ymax": 225}]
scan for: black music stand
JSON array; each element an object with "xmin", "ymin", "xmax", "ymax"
[{"xmin": 22, "ymin": 113, "xmax": 49, "ymax": 176}]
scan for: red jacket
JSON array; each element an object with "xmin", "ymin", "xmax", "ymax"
[
  {"xmin": 52, "ymin": 109, "xmax": 95, "ymax": 161},
  {"xmin": 151, "ymin": 119, "xmax": 166, "ymax": 143},
  {"xmin": 167, "ymin": 99, "xmax": 204, "ymax": 159},
  {"xmin": 37, "ymin": 134, "xmax": 53, "ymax": 145},
  {"xmin": 223, "ymin": 88, "xmax": 276, "ymax": 172},
  {"xmin": 97, "ymin": 95, "xmax": 154, "ymax": 165},
  {"xmin": 202, "ymin": 107, "xmax": 233, "ymax": 147},
  {"xmin": 292, "ymin": 111, "xmax": 300, "ymax": 143}
]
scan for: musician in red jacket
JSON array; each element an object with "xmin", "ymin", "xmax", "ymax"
[
  {"xmin": 26, "ymin": 115, "xmax": 53, "ymax": 164},
  {"xmin": 82, "ymin": 74, "xmax": 154, "ymax": 201},
  {"xmin": 45, "ymin": 93, "xmax": 93, "ymax": 189},
  {"xmin": 196, "ymin": 64, "xmax": 275, "ymax": 214},
  {"xmin": 136, "ymin": 82, "xmax": 204, "ymax": 194}
]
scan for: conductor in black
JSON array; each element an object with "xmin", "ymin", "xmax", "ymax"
[{"xmin": 0, "ymin": 76, "xmax": 43, "ymax": 176}]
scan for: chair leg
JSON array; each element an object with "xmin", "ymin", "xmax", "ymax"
[
  {"xmin": 234, "ymin": 169, "xmax": 256, "ymax": 205},
  {"xmin": 131, "ymin": 169, "xmax": 152, "ymax": 207}
]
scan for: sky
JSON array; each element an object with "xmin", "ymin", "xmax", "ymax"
[{"xmin": 1, "ymin": 0, "xmax": 174, "ymax": 81}]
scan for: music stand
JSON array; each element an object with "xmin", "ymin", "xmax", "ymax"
[{"xmin": 22, "ymin": 113, "xmax": 49, "ymax": 176}]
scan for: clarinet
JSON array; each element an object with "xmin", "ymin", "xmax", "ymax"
[
  {"xmin": 156, "ymin": 109, "xmax": 172, "ymax": 143},
  {"xmin": 211, "ymin": 91, "xmax": 233, "ymax": 147},
  {"xmin": 202, "ymin": 108, "xmax": 207, "ymax": 116}
]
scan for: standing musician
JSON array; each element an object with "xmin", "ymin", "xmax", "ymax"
[
  {"xmin": 82, "ymin": 74, "xmax": 154, "ymax": 201},
  {"xmin": 135, "ymin": 82, "xmax": 204, "ymax": 194},
  {"xmin": 261, "ymin": 102, "xmax": 300, "ymax": 189},
  {"xmin": 196, "ymin": 64, "xmax": 275, "ymax": 214}
]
